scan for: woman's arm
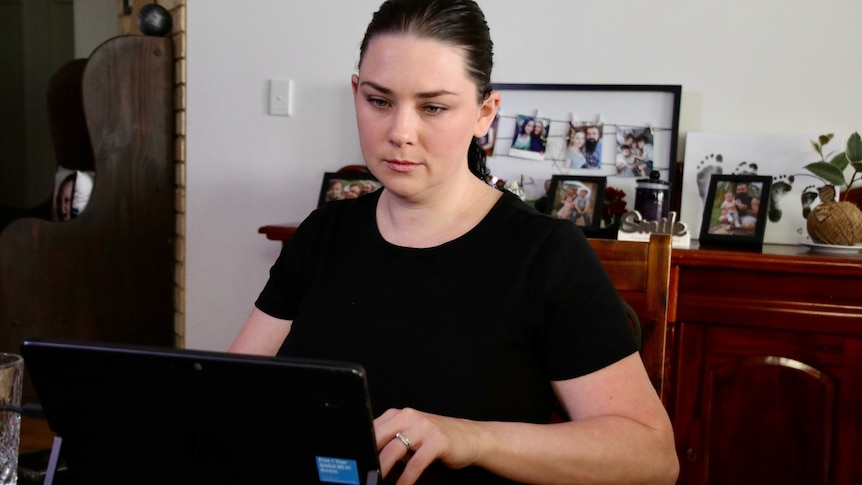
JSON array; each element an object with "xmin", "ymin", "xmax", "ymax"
[
  {"xmin": 228, "ymin": 307, "xmax": 292, "ymax": 356},
  {"xmin": 375, "ymin": 353, "xmax": 679, "ymax": 485}
]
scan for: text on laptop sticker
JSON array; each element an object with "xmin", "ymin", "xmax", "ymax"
[{"xmin": 316, "ymin": 456, "xmax": 360, "ymax": 485}]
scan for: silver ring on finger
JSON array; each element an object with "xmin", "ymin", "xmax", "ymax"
[{"xmin": 394, "ymin": 432, "xmax": 412, "ymax": 452}]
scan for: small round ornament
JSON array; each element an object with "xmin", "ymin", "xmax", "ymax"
[{"xmin": 138, "ymin": 3, "xmax": 172, "ymax": 37}]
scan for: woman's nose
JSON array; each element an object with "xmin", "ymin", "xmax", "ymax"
[{"xmin": 388, "ymin": 109, "xmax": 415, "ymax": 146}]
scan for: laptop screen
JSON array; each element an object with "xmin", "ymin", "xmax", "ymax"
[{"xmin": 21, "ymin": 337, "xmax": 381, "ymax": 485}]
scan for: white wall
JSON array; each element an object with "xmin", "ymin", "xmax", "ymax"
[
  {"xmin": 73, "ymin": 0, "xmax": 117, "ymax": 59},
  {"xmin": 185, "ymin": 0, "xmax": 862, "ymax": 351}
]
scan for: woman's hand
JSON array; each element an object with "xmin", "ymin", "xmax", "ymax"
[
  {"xmin": 374, "ymin": 407, "xmax": 483, "ymax": 485},
  {"xmin": 372, "ymin": 354, "xmax": 678, "ymax": 485}
]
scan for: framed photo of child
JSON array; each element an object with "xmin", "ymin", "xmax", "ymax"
[
  {"xmin": 699, "ymin": 174, "xmax": 772, "ymax": 248},
  {"xmin": 546, "ymin": 175, "xmax": 606, "ymax": 235}
]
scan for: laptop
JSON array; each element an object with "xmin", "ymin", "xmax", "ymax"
[{"xmin": 20, "ymin": 337, "xmax": 381, "ymax": 485}]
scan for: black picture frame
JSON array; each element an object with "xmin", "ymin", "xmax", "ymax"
[
  {"xmin": 484, "ymin": 83, "xmax": 682, "ymax": 211},
  {"xmin": 317, "ymin": 172, "xmax": 382, "ymax": 208},
  {"xmin": 698, "ymin": 174, "xmax": 772, "ymax": 248},
  {"xmin": 547, "ymin": 175, "xmax": 606, "ymax": 234}
]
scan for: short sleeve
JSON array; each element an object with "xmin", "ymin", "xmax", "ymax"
[
  {"xmin": 532, "ymin": 222, "xmax": 638, "ymax": 380},
  {"xmin": 254, "ymin": 209, "xmax": 326, "ymax": 320}
]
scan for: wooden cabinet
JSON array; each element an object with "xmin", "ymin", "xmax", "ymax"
[{"xmin": 669, "ymin": 246, "xmax": 862, "ymax": 485}]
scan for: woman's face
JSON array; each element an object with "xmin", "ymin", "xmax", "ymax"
[
  {"xmin": 522, "ymin": 120, "xmax": 535, "ymax": 135},
  {"xmin": 573, "ymin": 131, "xmax": 585, "ymax": 148},
  {"xmin": 352, "ymin": 35, "xmax": 499, "ymax": 201},
  {"xmin": 533, "ymin": 122, "xmax": 543, "ymax": 135}
]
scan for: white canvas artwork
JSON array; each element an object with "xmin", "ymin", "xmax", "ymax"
[{"xmin": 680, "ymin": 132, "xmax": 845, "ymax": 245}]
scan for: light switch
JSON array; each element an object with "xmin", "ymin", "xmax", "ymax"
[{"xmin": 269, "ymin": 79, "xmax": 293, "ymax": 116}]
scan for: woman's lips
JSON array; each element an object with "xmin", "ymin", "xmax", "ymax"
[{"xmin": 385, "ymin": 159, "xmax": 421, "ymax": 173}]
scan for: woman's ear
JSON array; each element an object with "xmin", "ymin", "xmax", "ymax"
[
  {"xmin": 351, "ymin": 74, "xmax": 360, "ymax": 96},
  {"xmin": 474, "ymin": 91, "xmax": 501, "ymax": 138}
]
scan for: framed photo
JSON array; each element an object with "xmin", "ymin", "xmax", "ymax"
[
  {"xmin": 482, "ymin": 84, "xmax": 681, "ymax": 218},
  {"xmin": 547, "ymin": 175, "xmax": 606, "ymax": 234},
  {"xmin": 317, "ymin": 172, "xmax": 382, "ymax": 208},
  {"xmin": 698, "ymin": 174, "xmax": 772, "ymax": 247}
]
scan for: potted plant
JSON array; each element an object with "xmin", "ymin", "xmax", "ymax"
[{"xmin": 804, "ymin": 132, "xmax": 862, "ymax": 245}]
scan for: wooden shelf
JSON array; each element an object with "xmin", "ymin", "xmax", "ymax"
[{"xmin": 258, "ymin": 223, "xmax": 299, "ymax": 242}]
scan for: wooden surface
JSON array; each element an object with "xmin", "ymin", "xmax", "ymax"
[
  {"xmin": 18, "ymin": 417, "xmax": 74, "ymax": 485},
  {"xmin": 0, "ymin": 36, "xmax": 176, "ymax": 402},
  {"xmin": 20, "ymin": 417, "xmax": 55, "ymax": 455},
  {"xmin": 670, "ymin": 245, "xmax": 862, "ymax": 485},
  {"xmin": 258, "ymin": 223, "xmax": 298, "ymax": 242}
]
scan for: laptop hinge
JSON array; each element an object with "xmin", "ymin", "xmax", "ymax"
[{"xmin": 42, "ymin": 435, "xmax": 63, "ymax": 485}]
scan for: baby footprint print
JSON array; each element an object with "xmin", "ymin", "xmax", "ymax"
[
  {"xmin": 768, "ymin": 174, "xmax": 794, "ymax": 223},
  {"xmin": 733, "ymin": 161, "xmax": 758, "ymax": 175},
  {"xmin": 696, "ymin": 154, "xmax": 723, "ymax": 201},
  {"xmin": 801, "ymin": 185, "xmax": 819, "ymax": 219}
]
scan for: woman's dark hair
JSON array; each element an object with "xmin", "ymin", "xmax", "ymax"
[{"xmin": 359, "ymin": 0, "xmax": 494, "ymax": 181}]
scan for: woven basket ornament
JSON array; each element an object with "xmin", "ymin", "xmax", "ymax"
[{"xmin": 806, "ymin": 185, "xmax": 862, "ymax": 245}]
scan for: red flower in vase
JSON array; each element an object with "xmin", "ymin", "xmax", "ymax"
[{"xmin": 603, "ymin": 187, "xmax": 627, "ymax": 228}]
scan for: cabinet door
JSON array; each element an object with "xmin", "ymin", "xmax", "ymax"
[{"xmin": 673, "ymin": 322, "xmax": 862, "ymax": 485}]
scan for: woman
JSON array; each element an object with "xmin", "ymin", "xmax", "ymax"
[
  {"xmin": 230, "ymin": 1, "xmax": 678, "ymax": 483},
  {"xmin": 566, "ymin": 128, "xmax": 587, "ymax": 168},
  {"xmin": 530, "ymin": 118, "xmax": 546, "ymax": 152},
  {"xmin": 512, "ymin": 117, "xmax": 535, "ymax": 151}
]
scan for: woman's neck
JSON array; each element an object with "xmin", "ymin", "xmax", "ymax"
[{"xmin": 376, "ymin": 176, "xmax": 502, "ymax": 248}]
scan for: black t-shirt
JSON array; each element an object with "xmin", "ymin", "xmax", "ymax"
[
  {"xmin": 735, "ymin": 192, "xmax": 754, "ymax": 214},
  {"xmin": 256, "ymin": 190, "xmax": 637, "ymax": 423}
]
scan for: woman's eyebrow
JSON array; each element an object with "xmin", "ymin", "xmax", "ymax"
[{"xmin": 359, "ymin": 80, "xmax": 456, "ymax": 99}]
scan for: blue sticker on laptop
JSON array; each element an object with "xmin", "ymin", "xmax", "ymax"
[{"xmin": 316, "ymin": 456, "xmax": 360, "ymax": 485}]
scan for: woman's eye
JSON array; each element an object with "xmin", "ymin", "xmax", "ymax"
[
  {"xmin": 424, "ymin": 105, "xmax": 446, "ymax": 115},
  {"xmin": 368, "ymin": 97, "xmax": 389, "ymax": 109}
]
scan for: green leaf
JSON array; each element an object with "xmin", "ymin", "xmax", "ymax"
[
  {"xmin": 845, "ymin": 131, "xmax": 862, "ymax": 163},
  {"xmin": 819, "ymin": 133, "xmax": 834, "ymax": 146},
  {"xmin": 811, "ymin": 139, "xmax": 822, "ymax": 153},
  {"xmin": 851, "ymin": 160, "xmax": 862, "ymax": 173},
  {"xmin": 803, "ymin": 161, "xmax": 846, "ymax": 186},
  {"xmin": 830, "ymin": 151, "xmax": 849, "ymax": 170}
]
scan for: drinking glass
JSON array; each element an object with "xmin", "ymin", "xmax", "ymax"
[{"xmin": 0, "ymin": 354, "xmax": 23, "ymax": 485}]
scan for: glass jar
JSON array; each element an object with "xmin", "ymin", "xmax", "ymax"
[{"xmin": 634, "ymin": 172, "xmax": 670, "ymax": 222}]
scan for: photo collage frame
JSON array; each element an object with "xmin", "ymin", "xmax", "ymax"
[{"xmin": 483, "ymin": 84, "xmax": 682, "ymax": 230}]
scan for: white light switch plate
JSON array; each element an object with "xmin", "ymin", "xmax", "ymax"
[{"xmin": 269, "ymin": 79, "xmax": 292, "ymax": 116}]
